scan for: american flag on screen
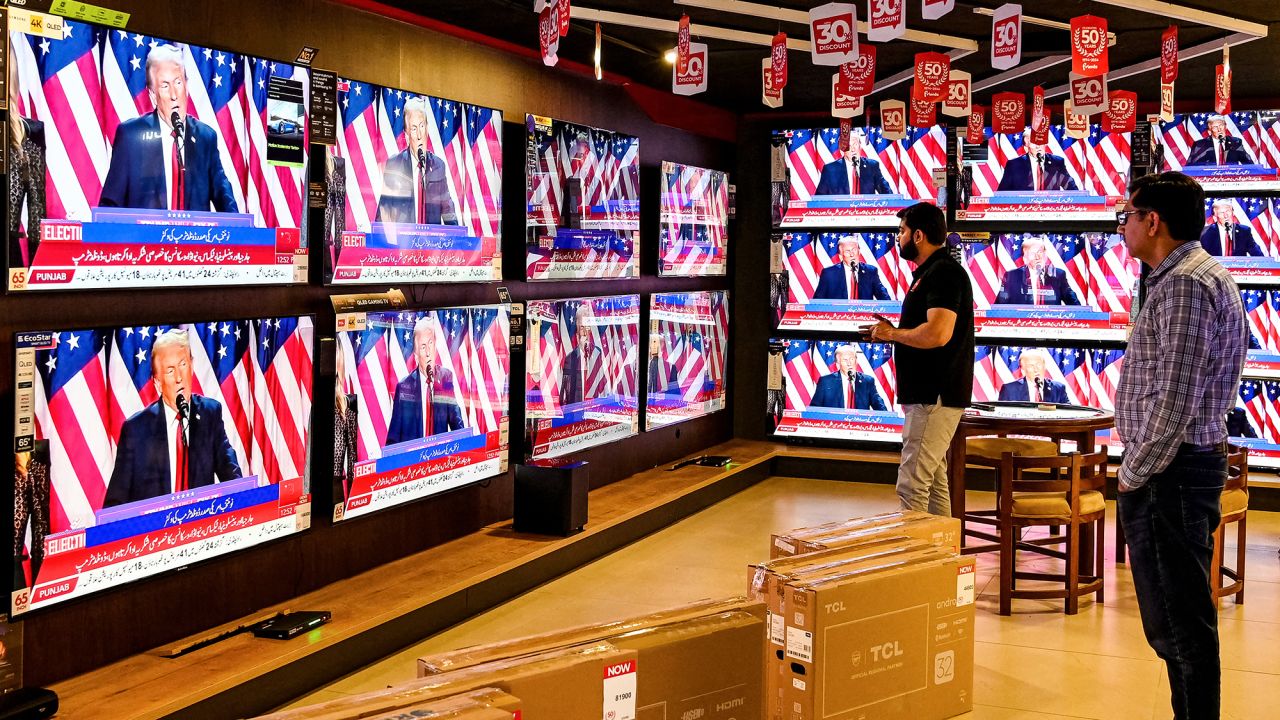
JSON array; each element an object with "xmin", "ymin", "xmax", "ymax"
[
  {"xmin": 1268, "ymin": 291, "xmax": 1280, "ymax": 353},
  {"xmin": 1205, "ymin": 196, "xmax": 1279, "ymax": 257},
  {"xmin": 1088, "ymin": 348, "xmax": 1124, "ymax": 411},
  {"xmin": 9, "ymin": 26, "xmax": 307, "ymax": 226},
  {"xmin": 1265, "ymin": 382, "xmax": 1280, "ymax": 443},
  {"xmin": 857, "ymin": 342, "xmax": 896, "ymax": 410},
  {"xmin": 341, "ymin": 308, "xmax": 509, "ymax": 461},
  {"xmin": 1243, "ymin": 289, "xmax": 1269, "ymax": 351},
  {"xmin": 968, "ymin": 234, "xmax": 1087, "ymax": 309},
  {"xmin": 784, "ymin": 125, "xmax": 945, "ymax": 202},
  {"xmin": 1158, "ymin": 112, "xmax": 1255, "ymax": 170},
  {"xmin": 973, "ymin": 345, "xmax": 999, "ymax": 402},
  {"xmin": 526, "ymin": 120, "xmax": 638, "ymax": 228},
  {"xmin": 1239, "ymin": 380, "xmax": 1268, "ymax": 439},
  {"xmin": 1049, "ymin": 347, "xmax": 1091, "ymax": 406},
  {"xmin": 660, "ymin": 164, "xmax": 728, "ymax": 273},
  {"xmin": 782, "ymin": 339, "xmax": 820, "ymax": 410},
  {"xmin": 970, "ymin": 125, "xmax": 1129, "ymax": 198},
  {"xmin": 965, "ymin": 240, "xmax": 1015, "ymax": 310},
  {"xmin": 782, "ymin": 232, "xmax": 907, "ymax": 302},
  {"xmin": 1247, "ymin": 112, "xmax": 1280, "ymax": 170},
  {"xmin": 33, "ymin": 318, "xmax": 313, "ymax": 535},
  {"xmin": 1088, "ymin": 235, "xmax": 1139, "ymax": 313},
  {"xmin": 333, "ymin": 79, "xmax": 502, "ymax": 237}
]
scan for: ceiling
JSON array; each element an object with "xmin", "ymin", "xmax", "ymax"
[{"xmin": 377, "ymin": 0, "xmax": 1280, "ymax": 117}]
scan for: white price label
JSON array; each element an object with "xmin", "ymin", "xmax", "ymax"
[
  {"xmin": 602, "ymin": 659, "xmax": 638, "ymax": 720},
  {"xmin": 786, "ymin": 626, "xmax": 814, "ymax": 663},
  {"xmin": 957, "ymin": 564, "xmax": 975, "ymax": 606}
]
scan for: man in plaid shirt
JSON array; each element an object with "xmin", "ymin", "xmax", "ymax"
[{"xmin": 1115, "ymin": 172, "xmax": 1247, "ymax": 719}]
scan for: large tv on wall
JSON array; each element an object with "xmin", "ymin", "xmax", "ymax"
[
  {"xmin": 959, "ymin": 123, "xmax": 1130, "ymax": 221},
  {"xmin": 773, "ymin": 231, "xmax": 908, "ymax": 333},
  {"xmin": 771, "ymin": 125, "xmax": 947, "ymax": 228},
  {"xmin": 6, "ymin": 19, "xmax": 310, "ymax": 291},
  {"xmin": 525, "ymin": 115, "xmax": 640, "ymax": 280},
  {"xmin": 646, "ymin": 290, "xmax": 729, "ymax": 430},
  {"xmin": 321, "ymin": 78, "xmax": 502, "ymax": 284},
  {"xmin": 1157, "ymin": 111, "xmax": 1280, "ymax": 191},
  {"xmin": 767, "ymin": 337, "xmax": 901, "ymax": 442},
  {"xmin": 526, "ymin": 295, "xmax": 640, "ymax": 458},
  {"xmin": 12, "ymin": 316, "xmax": 315, "ymax": 614},
  {"xmin": 331, "ymin": 305, "xmax": 510, "ymax": 521},
  {"xmin": 658, "ymin": 161, "xmax": 729, "ymax": 276}
]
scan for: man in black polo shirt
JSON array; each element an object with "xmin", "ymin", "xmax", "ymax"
[{"xmin": 870, "ymin": 203, "xmax": 975, "ymax": 515}]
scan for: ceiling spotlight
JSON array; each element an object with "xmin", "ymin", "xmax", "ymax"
[{"xmin": 664, "ymin": 49, "xmax": 677, "ymax": 64}]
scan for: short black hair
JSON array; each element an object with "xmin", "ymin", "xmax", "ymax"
[
  {"xmin": 897, "ymin": 202, "xmax": 947, "ymax": 246},
  {"xmin": 1128, "ymin": 171, "xmax": 1206, "ymax": 243}
]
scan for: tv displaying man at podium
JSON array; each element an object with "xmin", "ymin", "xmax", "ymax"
[
  {"xmin": 814, "ymin": 128, "xmax": 893, "ymax": 196},
  {"xmin": 99, "ymin": 44, "xmax": 239, "ymax": 213},
  {"xmin": 1200, "ymin": 199, "xmax": 1263, "ymax": 256},
  {"xmin": 997, "ymin": 127, "xmax": 1078, "ymax": 193},
  {"xmin": 1187, "ymin": 115, "xmax": 1254, "ymax": 166},
  {"xmin": 810, "ymin": 345, "xmax": 887, "ymax": 411},
  {"xmin": 812, "ymin": 236, "xmax": 890, "ymax": 301},
  {"xmin": 385, "ymin": 318, "xmax": 466, "ymax": 445},
  {"xmin": 996, "ymin": 236, "xmax": 1081, "ymax": 305},
  {"xmin": 998, "ymin": 350, "xmax": 1068, "ymax": 403},
  {"xmin": 375, "ymin": 97, "xmax": 457, "ymax": 226},
  {"xmin": 559, "ymin": 306, "xmax": 605, "ymax": 407}
]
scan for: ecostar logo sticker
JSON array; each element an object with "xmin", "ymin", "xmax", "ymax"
[
  {"xmin": 991, "ymin": 4, "xmax": 1021, "ymax": 71},
  {"xmin": 1071, "ymin": 15, "xmax": 1109, "ymax": 77},
  {"xmin": 809, "ymin": 2, "xmax": 858, "ymax": 66},
  {"xmin": 673, "ymin": 42, "xmax": 708, "ymax": 96}
]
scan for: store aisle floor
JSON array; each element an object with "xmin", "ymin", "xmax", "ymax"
[{"xmin": 286, "ymin": 477, "xmax": 1280, "ymax": 719}]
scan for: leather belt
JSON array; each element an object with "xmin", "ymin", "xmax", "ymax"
[{"xmin": 1178, "ymin": 440, "xmax": 1228, "ymax": 455}]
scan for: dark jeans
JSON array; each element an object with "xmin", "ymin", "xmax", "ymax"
[{"xmin": 1119, "ymin": 450, "xmax": 1225, "ymax": 720}]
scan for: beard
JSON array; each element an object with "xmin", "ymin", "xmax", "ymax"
[{"xmin": 899, "ymin": 237, "xmax": 920, "ymax": 262}]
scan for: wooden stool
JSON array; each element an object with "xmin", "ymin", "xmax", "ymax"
[{"xmin": 963, "ymin": 437, "xmax": 1059, "ymax": 553}]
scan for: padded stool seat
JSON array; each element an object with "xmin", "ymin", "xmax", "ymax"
[
  {"xmin": 1221, "ymin": 488, "xmax": 1248, "ymax": 517},
  {"xmin": 1011, "ymin": 490, "xmax": 1106, "ymax": 520},
  {"xmin": 967, "ymin": 437, "xmax": 1059, "ymax": 460}
]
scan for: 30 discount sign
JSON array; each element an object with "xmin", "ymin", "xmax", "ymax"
[
  {"xmin": 867, "ymin": 0, "xmax": 905, "ymax": 42},
  {"xmin": 992, "ymin": 92, "xmax": 1025, "ymax": 134},
  {"xmin": 832, "ymin": 73, "xmax": 862, "ymax": 118},
  {"xmin": 881, "ymin": 99, "xmax": 907, "ymax": 140},
  {"xmin": 539, "ymin": 5, "xmax": 560, "ymax": 66},
  {"xmin": 1071, "ymin": 15, "xmax": 1109, "ymax": 77},
  {"xmin": 809, "ymin": 2, "xmax": 858, "ymax": 66},
  {"xmin": 922, "ymin": 0, "xmax": 954, "ymax": 21},
  {"xmin": 840, "ymin": 45, "xmax": 877, "ymax": 96},
  {"xmin": 941, "ymin": 70, "xmax": 972, "ymax": 118},
  {"xmin": 991, "ymin": 3, "xmax": 1021, "ymax": 71},
  {"xmin": 912, "ymin": 51, "xmax": 950, "ymax": 102},
  {"xmin": 762, "ymin": 58, "xmax": 783, "ymax": 108},
  {"xmin": 673, "ymin": 42, "xmax": 708, "ymax": 96},
  {"xmin": 1064, "ymin": 100, "xmax": 1089, "ymax": 140},
  {"xmin": 1069, "ymin": 72, "xmax": 1108, "ymax": 116}
]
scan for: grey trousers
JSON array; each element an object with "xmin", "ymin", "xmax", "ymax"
[{"xmin": 897, "ymin": 400, "xmax": 964, "ymax": 516}]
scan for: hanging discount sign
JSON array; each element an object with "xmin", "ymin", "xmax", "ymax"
[
  {"xmin": 839, "ymin": 117, "xmax": 853, "ymax": 152},
  {"xmin": 1069, "ymin": 72, "xmax": 1108, "ymax": 115},
  {"xmin": 1216, "ymin": 63, "xmax": 1232, "ymax": 114},
  {"xmin": 1071, "ymin": 15, "xmax": 1109, "ymax": 77},
  {"xmin": 922, "ymin": 0, "xmax": 954, "ymax": 21},
  {"xmin": 772, "ymin": 32, "xmax": 788, "ymax": 90},
  {"xmin": 762, "ymin": 58, "xmax": 783, "ymax": 108},
  {"xmin": 1102, "ymin": 90, "xmax": 1137, "ymax": 133},
  {"xmin": 558, "ymin": 0, "xmax": 570, "ymax": 36},
  {"xmin": 840, "ymin": 45, "xmax": 877, "ymax": 97},
  {"xmin": 991, "ymin": 4, "xmax": 1022, "ymax": 71},
  {"xmin": 991, "ymin": 92, "xmax": 1025, "ymax": 134},
  {"xmin": 832, "ymin": 74, "xmax": 863, "ymax": 118},
  {"xmin": 809, "ymin": 3, "xmax": 858, "ymax": 66},
  {"xmin": 677, "ymin": 13, "xmax": 691, "ymax": 75},
  {"xmin": 539, "ymin": 6, "xmax": 560, "ymax": 66},
  {"xmin": 673, "ymin": 42, "xmax": 708, "ymax": 96},
  {"xmin": 910, "ymin": 97, "xmax": 936, "ymax": 128},
  {"xmin": 941, "ymin": 70, "xmax": 971, "ymax": 118},
  {"xmin": 881, "ymin": 99, "xmax": 907, "ymax": 140},
  {"xmin": 912, "ymin": 51, "xmax": 950, "ymax": 102},
  {"xmin": 1160, "ymin": 82, "xmax": 1175, "ymax": 123},
  {"xmin": 867, "ymin": 0, "xmax": 905, "ymax": 43},
  {"xmin": 1030, "ymin": 86, "xmax": 1048, "ymax": 144},
  {"xmin": 967, "ymin": 105, "xmax": 986, "ymax": 145},
  {"xmin": 1064, "ymin": 100, "xmax": 1089, "ymax": 139},
  {"xmin": 1161, "ymin": 26, "xmax": 1178, "ymax": 84}
]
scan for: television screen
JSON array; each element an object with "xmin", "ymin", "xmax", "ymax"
[
  {"xmin": 6, "ymin": 20, "xmax": 309, "ymax": 291},
  {"xmin": 1198, "ymin": 196, "xmax": 1280, "ymax": 284},
  {"xmin": 322, "ymin": 78, "xmax": 502, "ymax": 284},
  {"xmin": 768, "ymin": 337, "xmax": 901, "ymax": 442},
  {"xmin": 1229, "ymin": 378, "xmax": 1280, "ymax": 469},
  {"xmin": 772, "ymin": 125, "xmax": 946, "ymax": 228},
  {"xmin": 332, "ymin": 305, "xmax": 509, "ymax": 521},
  {"xmin": 526, "ymin": 295, "xmax": 640, "ymax": 458},
  {"xmin": 773, "ymin": 231, "xmax": 907, "ymax": 332},
  {"xmin": 959, "ymin": 123, "xmax": 1130, "ymax": 221},
  {"xmin": 646, "ymin": 291, "xmax": 729, "ymax": 430},
  {"xmin": 12, "ymin": 316, "xmax": 314, "ymax": 614},
  {"xmin": 1158, "ymin": 111, "xmax": 1280, "ymax": 191},
  {"xmin": 658, "ymin": 161, "xmax": 728, "ymax": 276},
  {"xmin": 525, "ymin": 115, "xmax": 639, "ymax": 280},
  {"xmin": 965, "ymin": 233, "xmax": 1136, "ymax": 341},
  {"xmin": 1237, "ymin": 288, "xmax": 1280, "ymax": 378}
]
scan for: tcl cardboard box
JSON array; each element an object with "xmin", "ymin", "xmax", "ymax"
[
  {"xmin": 358, "ymin": 688, "xmax": 521, "ymax": 720},
  {"xmin": 771, "ymin": 513, "xmax": 961, "ymax": 558},
  {"xmin": 782, "ymin": 556, "xmax": 976, "ymax": 720},
  {"xmin": 254, "ymin": 643, "xmax": 637, "ymax": 720}
]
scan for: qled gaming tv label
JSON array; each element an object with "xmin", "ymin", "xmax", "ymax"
[
  {"xmin": 6, "ymin": 21, "xmax": 311, "ymax": 291},
  {"xmin": 11, "ymin": 317, "xmax": 314, "ymax": 614},
  {"xmin": 332, "ymin": 306, "xmax": 510, "ymax": 521}
]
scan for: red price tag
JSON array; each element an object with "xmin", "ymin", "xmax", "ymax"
[
  {"xmin": 677, "ymin": 13, "xmax": 691, "ymax": 75},
  {"xmin": 1102, "ymin": 90, "xmax": 1137, "ymax": 133},
  {"xmin": 967, "ymin": 105, "xmax": 986, "ymax": 145},
  {"xmin": 1216, "ymin": 64, "xmax": 1232, "ymax": 114},
  {"xmin": 771, "ymin": 32, "xmax": 788, "ymax": 90},
  {"xmin": 992, "ymin": 91, "xmax": 1025, "ymax": 135},
  {"xmin": 991, "ymin": 3, "xmax": 1021, "ymax": 71},
  {"xmin": 840, "ymin": 44, "xmax": 876, "ymax": 97},
  {"xmin": 1160, "ymin": 26, "xmax": 1178, "ymax": 84},
  {"xmin": 912, "ymin": 51, "xmax": 949, "ymax": 102},
  {"xmin": 1071, "ymin": 15, "xmax": 1109, "ymax": 77},
  {"xmin": 557, "ymin": 0, "xmax": 570, "ymax": 37},
  {"xmin": 538, "ymin": 7, "xmax": 559, "ymax": 66},
  {"xmin": 910, "ymin": 97, "xmax": 936, "ymax": 127}
]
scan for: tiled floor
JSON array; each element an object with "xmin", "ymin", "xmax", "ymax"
[{"xmin": 287, "ymin": 477, "xmax": 1280, "ymax": 718}]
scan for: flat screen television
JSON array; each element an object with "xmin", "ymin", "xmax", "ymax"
[
  {"xmin": 331, "ymin": 305, "xmax": 509, "ymax": 521},
  {"xmin": 658, "ymin": 161, "xmax": 728, "ymax": 276},
  {"xmin": 767, "ymin": 337, "xmax": 901, "ymax": 442},
  {"xmin": 525, "ymin": 115, "xmax": 639, "ymax": 280},
  {"xmin": 6, "ymin": 20, "xmax": 310, "ymax": 291},
  {"xmin": 1198, "ymin": 196, "xmax": 1280, "ymax": 285},
  {"xmin": 526, "ymin": 295, "xmax": 640, "ymax": 458},
  {"xmin": 772, "ymin": 125, "xmax": 946, "ymax": 228},
  {"xmin": 1157, "ymin": 111, "xmax": 1280, "ymax": 191},
  {"xmin": 12, "ymin": 316, "xmax": 314, "ymax": 614},
  {"xmin": 958, "ymin": 123, "xmax": 1130, "ymax": 221},
  {"xmin": 646, "ymin": 290, "xmax": 729, "ymax": 430},
  {"xmin": 1230, "ymin": 378, "xmax": 1280, "ymax": 469},
  {"xmin": 773, "ymin": 231, "xmax": 908, "ymax": 332},
  {"xmin": 322, "ymin": 78, "xmax": 502, "ymax": 284}
]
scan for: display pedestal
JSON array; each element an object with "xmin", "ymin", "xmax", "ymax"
[{"xmin": 514, "ymin": 460, "xmax": 589, "ymax": 536}]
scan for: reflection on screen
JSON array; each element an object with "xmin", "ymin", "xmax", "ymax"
[
  {"xmin": 646, "ymin": 291, "xmax": 729, "ymax": 430},
  {"xmin": 659, "ymin": 162, "xmax": 729, "ymax": 277}
]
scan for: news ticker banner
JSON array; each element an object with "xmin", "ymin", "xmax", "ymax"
[
  {"xmin": 329, "ymin": 226, "xmax": 501, "ymax": 284},
  {"xmin": 526, "ymin": 229, "xmax": 640, "ymax": 280},
  {"xmin": 776, "ymin": 303, "xmax": 1129, "ymax": 341},
  {"xmin": 335, "ymin": 426, "xmax": 508, "ymax": 522},
  {"xmin": 778, "ymin": 195, "xmax": 926, "ymax": 228},
  {"xmin": 777, "ymin": 303, "xmax": 898, "ymax": 333},
  {"xmin": 956, "ymin": 192, "xmax": 1123, "ymax": 221},
  {"xmin": 528, "ymin": 399, "xmax": 639, "ymax": 460},
  {"xmin": 646, "ymin": 391, "xmax": 727, "ymax": 431},
  {"xmin": 13, "ymin": 476, "xmax": 310, "ymax": 614},
  {"xmin": 1179, "ymin": 165, "xmax": 1280, "ymax": 193},
  {"xmin": 773, "ymin": 408, "xmax": 904, "ymax": 443}
]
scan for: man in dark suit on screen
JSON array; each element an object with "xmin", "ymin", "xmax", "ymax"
[
  {"xmin": 386, "ymin": 318, "xmax": 466, "ymax": 446},
  {"xmin": 809, "ymin": 345, "xmax": 887, "ymax": 411},
  {"xmin": 559, "ymin": 305, "xmax": 606, "ymax": 407},
  {"xmin": 996, "ymin": 127, "xmax": 1079, "ymax": 192},
  {"xmin": 996, "ymin": 236, "xmax": 1081, "ymax": 305},
  {"xmin": 1187, "ymin": 115, "xmax": 1254, "ymax": 166},
  {"xmin": 99, "ymin": 44, "xmax": 239, "ymax": 213},
  {"xmin": 998, "ymin": 350, "xmax": 1068, "ymax": 404},
  {"xmin": 104, "ymin": 330, "xmax": 242, "ymax": 507},
  {"xmin": 814, "ymin": 128, "xmax": 893, "ymax": 196},
  {"xmin": 812, "ymin": 236, "xmax": 890, "ymax": 300},
  {"xmin": 375, "ymin": 97, "xmax": 457, "ymax": 226},
  {"xmin": 1200, "ymin": 199, "xmax": 1263, "ymax": 256}
]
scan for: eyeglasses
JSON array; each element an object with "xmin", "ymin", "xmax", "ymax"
[{"xmin": 1116, "ymin": 208, "xmax": 1152, "ymax": 226}]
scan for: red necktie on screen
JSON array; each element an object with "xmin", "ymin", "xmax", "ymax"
[
  {"xmin": 174, "ymin": 421, "xmax": 188, "ymax": 492},
  {"xmin": 170, "ymin": 130, "xmax": 184, "ymax": 211},
  {"xmin": 1217, "ymin": 138, "xmax": 1225, "ymax": 165},
  {"xmin": 422, "ymin": 371, "xmax": 433, "ymax": 437},
  {"xmin": 850, "ymin": 159, "xmax": 860, "ymax": 194},
  {"xmin": 845, "ymin": 377, "xmax": 854, "ymax": 409},
  {"xmin": 1223, "ymin": 224, "xmax": 1233, "ymax": 256},
  {"xmin": 1031, "ymin": 270, "xmax": 1042, "ymax": 306},
  {"xmin": 417, "ymin": 158, "xmax": 427, "ymax": 224},
  {"xmin": 847, "ymin": 264, "xmax": 856, "ymax": 300},
  {"xmin": 1035, "ymin": 155, "xmax": 1044, "ymax": 191}
]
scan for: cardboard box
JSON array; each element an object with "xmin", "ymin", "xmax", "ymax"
[
  {"xmin": 768, "ymin": 511, "xmax": 915, "ymax": 556},
  {"xmin": 359, "ymin": 688, "xmax": 521, "ymax": 720},
  {"xmin": 253, "ymin": 643, "xmax": 637, "ymax": 720},
  {"xmin": 419, "ymin": 596, "xmax": 764, "ymax": 676},
  {"xmin": 782, "ymin": 556, "xmax": 976, "ymax": 720},
  {"xmin": 771, "ymin": 514, "xmax": 960, "ymax": 559}
]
